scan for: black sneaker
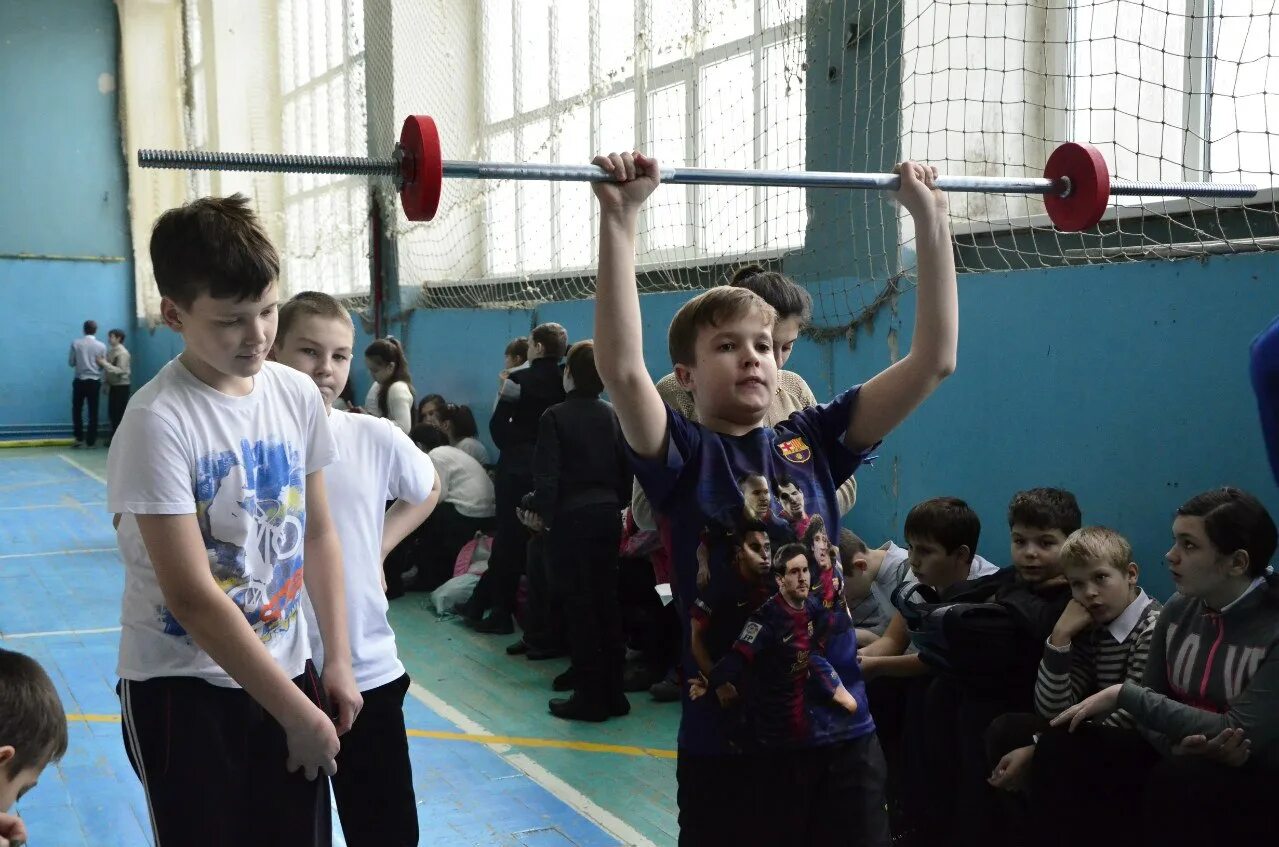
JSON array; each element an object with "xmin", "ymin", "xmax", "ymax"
[
  {"xmin": 549, "ymin": 695, "xmax": 609, "ymax": 723},
  {"xmin": 649, "ymin": 678, "xmax": 681, "ymax": 702}
]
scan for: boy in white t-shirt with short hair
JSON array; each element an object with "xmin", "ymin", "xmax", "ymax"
[
  {"xmin": 107, "ymin": 194, "xmax": 360, "ymax": 845},
  {"xmin": 274, "ymin": 291, "xmax": 440, "ymax": 846}
]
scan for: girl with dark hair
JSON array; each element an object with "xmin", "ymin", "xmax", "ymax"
[
  {"xmin": 439, "ymin": 403, "xmax": 490, "ymax": 466},
  {"xmin": 364, "ymin": 337, "xmax": 414, "ymax": 433}
]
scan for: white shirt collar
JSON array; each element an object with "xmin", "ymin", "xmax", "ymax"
[
  {"xmin": 1219, "ymin": 577, "xmax": 1267, "ymax": 614},
  {"xmin": 1105, "ymin": 590, "xmax": 1153, "ymax": 643}
]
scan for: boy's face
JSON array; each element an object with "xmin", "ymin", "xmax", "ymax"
[
  {"xmin": 734, "ymin": 530, "xmax": 772, "ymax": 579},
  {"xmin": 776, "ymin": 552, "xmax": 811, "ymax": 604},
  {"xmin": 420, "ymin": 401, "xmax": 445, "ymax": 427},
  {"xmin": 1065, "ymin": 559, "xmax": 1138, "ymax": 624},
  {"xmin": 906, "ymin": 535, "xmax": 970, "ymax": 588},
  {"xmin": 773, "ymin": 316, "xmax": 802, "ymax": 368},
  {"xmin": 777, "ymin": 482, "xmax": 806, "ymax": 519},
  {"xmin": 1166, "ymin": 515, "xmax": 1245, "ymax": 600},
  {"xmin": 740, "ymin": 476, "xmax": 772, "ymax": 521},
  {"xmin": 272, "ymin": 314, "xmax": 354, "ymax": 409},
  {"xmin": 162, "ymin": 282, "xmax": 279, "ymax": 389},
  {"xmin": 1010, "ymin": 523, "xmax": 1068, "ymax": 585},
  {"xmin": 0, "ymin": 746, "xmax": 44, "ymax": 812},
  {"xmin": 677, "ymin": 312, "xmax": 778, "ymax": 428},
  {"xmin": 109, "ymin": 332, "xmax": 123, "ymax": 346}
]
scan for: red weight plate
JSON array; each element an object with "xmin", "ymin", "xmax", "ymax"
[
  {"xmin": 1043, "ymin": 142, "xmax": 1110, "ymax": 232},
  {"xmin": 399, "ymin": 115, "xmax": 443, "ymax": 221}
]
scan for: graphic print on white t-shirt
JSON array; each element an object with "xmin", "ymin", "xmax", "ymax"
[{"xmin": 179, "ymin": 438, "xmax": 308, "ymax": 638}]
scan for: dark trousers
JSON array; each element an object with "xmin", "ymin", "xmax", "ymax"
[
  {"xmin": 982, "ymin": 711, "xmax": 1048, "ymax": 847},
  {"xmin": 72, "ymin": 378, "xmax": 101, "ymax": 445},
  {"xmin": 118, "ymin": 663, "xmax": 331, "ymax": 846},
  {"xmin": 331, "ymin": 674, "xmax": 417, "ymax": 847},
  {"xmin": 1030, "ymin": 725, "xmax": 1277, "ymax": 845},
  {"xmin": 522, "ymin": 532, "xmax": 563, "ymax": 650},
  {"xmin": 551, "ymin": 504, "xmax": 624, "ymax": 702},
  {"xmin": 480, "ymin": 465, "xmax": 533, "ymax": 619},
  {"xmin": 385, "ymin": 502, "xmax": 494, "ymax": 595},
  {"xmin": 107, "ymin": 383, "xmax": 131, "ymax": 438},
  {"xmin": 677, "ymin": 737, "xmax": 890, "ymax": 847},
  {"xmin": 865, "ymin": 675, "xmax": 932, "ymax": 840}
]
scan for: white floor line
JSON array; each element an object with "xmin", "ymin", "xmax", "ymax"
[
  {"xmin": 0, "ymin": 501, "xmax": 106, "ymax": 512},
  {"xmin": 58, "ymin": 453, "xmax": 108, "ymax": 485},
  {"xmin": 0, "ymin": 547, "xmax": 117, "ymax": 560},
  {"xmin": 0, "ymin": 625, "xmax": 122, "ymax": 640},
  {"xmin": 407, "ymin": 681, "xmax": 656, "ymax": 847}
]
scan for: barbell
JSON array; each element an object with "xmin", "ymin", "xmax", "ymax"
[{"xmin": 138, "ymin": 114, "xmax": 1256, "ymax": 232}]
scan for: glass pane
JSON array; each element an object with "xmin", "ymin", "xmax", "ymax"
[
  {"xmin": 484, "ymin": 0, "xmax": 514, "ymax": 122},
  {"xmin": 520, "ymin": 120, "xmax": 555, "ymax": 271},
  {"xmin": 310, "ymin": 1, "xmax": 329, "ymax": 77},
  {"xmin": 650, "ymin": 0, "xmax": 693, "ymax": 66},
  {"xmin": 700, "ymin": 54, "xmax": 754, "ymax": 254},
  {"xmin": 1070, "ymin": 0, "xmax": 1186, "ymax": 202},
  {"xmin": 702, "ymin": 0, "xmax": 753, "ymax": 49},
  {"xmin": 1211, "ymin": 2, "xmax": 1279, "ymax": 187},
  {"xmin": 762, "ymin": 0, "xmax": 805, "ymax": 29},
  {"xmin": 327, "ymin": 0, "xmax": 344, "ymax": 69},
  {"xmin": 276, "ymin": 0, "xmax": 292, "ymax": 91},
  {"xmin": 485, "ymin": 131, "xmax": 519, "ymax": 274},
  {"xmin": 293, "ymin": 2, "xmax": 310, "ymax": 85},
  {"xmin": 557, "ymin": 105, "xmax": 593, "ymax": 268},
  {"xmin": 646, "ymin": 83, "xmax": 688, "ymax": 251},
  {"xmin": 598, "ymin": 0, "xmax": 635, "ymax": 81},
  {"xmin": 347, "ymin": 0, "xmax": 365, "ymax": 55},
  {"xmin": 556, "ymin": 0, "xmax": 590, "ymax": 98},
  {"xmin": 518, "ymin": 0, "xmax": 550, "ymax": 110},
  {"xmin": 598, "ymin": 89, "xmax": 636, "ymax": 151},
  {"xmin": 348, "ymin": 59, "xmax": 367, "ymax": 155},
  {"xmin": 764, "ymin": 39, "xmax": 804, "ymax": 249}
]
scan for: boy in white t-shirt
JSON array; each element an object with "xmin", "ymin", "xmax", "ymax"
[
  {"xmin": 107, "ymin": 194, "xmax": 359, "ymax": 845},
  {"xmin": 274, "ymin": 291, "xmax": 440, "ymax": 846}
]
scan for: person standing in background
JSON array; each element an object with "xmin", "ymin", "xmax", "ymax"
[
  {"xmin": 98, "ymin": 329, "xmax": 132, "ymax": 445},
  {"xmin": 69, "ymin": 319, "xmax": 107, "ymax": 448}
]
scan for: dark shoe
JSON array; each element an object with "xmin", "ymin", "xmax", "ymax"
[
  {"xmin": 506, "ymin": 640, "xmax": 529, "ymax": 656},
  {"xmin": 473, "ymin": 614, "xmax": 514, "ymax": 635},
  {"xmin": 623, "ymin": 663, "xmax": 659, "ymax": 692},
  {"xmin": 549, "ymin": 695, "xmax": 609, "ymax": 723},
  {"xmin": 552, "ymin": 668, "xmax": 576, "ymax": 692},
  {"xmin": 609, "ymin": 692, "xmax": 631, "ymax": 717},
  {"xmin": 525, "ymin": 645, "xmax": 564, "ymax": 661},
  {"xmin": 649, "ymin": 678, "xmax": 681, "ymax": 702}
]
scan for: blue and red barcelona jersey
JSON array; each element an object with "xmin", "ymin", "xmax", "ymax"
[
  {"xmin": 709, "ymin": 594, "xmax": 855, "ymax": 749},
  {"xmin": 629, "ymin": 388, "xmax": 877, "ymax": 754}
]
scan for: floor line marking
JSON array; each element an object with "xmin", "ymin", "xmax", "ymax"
[
  {"xmin": 58, "ymin": 453, "xmax": 108, "ymax": 485},
  {"xmin": 1, "ymin": 626, "xmax": 123, "ymax": 640},
  {"xmin": 0, "ymin": 547, "xmax": 116, "ymax": 560},
  {"xmin": 0, "ymin": 501, "xmax": 106, "ymax": 512},
  {"xmin": 407, "ymin": 682, "xmax": 657, "ymax": 847}
]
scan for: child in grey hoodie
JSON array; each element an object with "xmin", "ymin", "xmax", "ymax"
[{"xmin": 1040, "ymin": 487, "xmax": 1278, "ymax": 846}]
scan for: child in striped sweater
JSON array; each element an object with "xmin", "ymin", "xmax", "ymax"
[{"xmin": 984, "ymin": 527, "xmax": 1160, "ymax": 844}]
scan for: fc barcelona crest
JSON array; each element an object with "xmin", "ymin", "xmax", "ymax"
[{"xmin": 778, "ymin": 437, "xmax": 812, "ymax": 464}]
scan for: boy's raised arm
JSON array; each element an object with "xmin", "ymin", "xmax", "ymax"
[
  {"xmin": 845, "ymin": 162, "xmax": 958, "ymax": 451},
  {"xmin": 591, "ymin": 152, "xmax": 668, "ymax": 459}
]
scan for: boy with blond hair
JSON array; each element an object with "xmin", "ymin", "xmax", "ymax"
[
  {"xmin": 274, "ymin": 291, "xmax": 440, "ymax": 845},
  {"xmin": 588, "ymin": 149, "xmax": 956, "ymax": 845}
]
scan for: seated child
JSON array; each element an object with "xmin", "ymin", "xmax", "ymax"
[
  {"xmin": 983, "ymin": 526, "xmax": 1161, "ymax": 845},
  {"xmin": 0, "ymin": 648, "xmax": 69, "ymax": 844},
  {"xmin": 905, "ymin": 487, "xmax": 1079, "ymax": 847},
  {"xmin": 1041, "ymin": 487, "xmax": 1279, "ymax": 845}
]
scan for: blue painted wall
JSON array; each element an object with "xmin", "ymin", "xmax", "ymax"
[
  {"xmin": 0, "ymin": 0, "xmax": 133, "ymax": 437},
  {"xmin": 368, "ymin": 253, "xmax": 1278, "ymax": 603}
]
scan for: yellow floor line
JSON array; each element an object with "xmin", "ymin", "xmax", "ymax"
[{"xmin": 65, "ymin": 714, "xmax": 678, "ymax": 760}]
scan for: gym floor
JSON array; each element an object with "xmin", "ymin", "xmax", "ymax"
[{"xmin": 0, "ymin": 447, "xmax": 679, "ymax": 846}]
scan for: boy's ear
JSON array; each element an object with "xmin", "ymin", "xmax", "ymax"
[
  {"xmin": 0, "ymin": 745, "xmax": 14, "ymax": 769},
  {"xmin": 953, "ymin": 544, "xmax": 972, "ymax": 565},
  {"xmin": 850, "ymin": 553, "xmax": 870, "ymax": 573},
  {"xmin": 1230, "ymin": 549, "xmax": 1251, "ymax": 577},
  {"xmin": 159, "ymin": 296, "xmax": 185, "ymax": 332},
  {"xmin": 1126, "ymin": 561, "xmax": 1140, "ymax": 585},
  {"xmin": 673, "ymin": 363, "xmax": 695, "ymax": 391}
]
